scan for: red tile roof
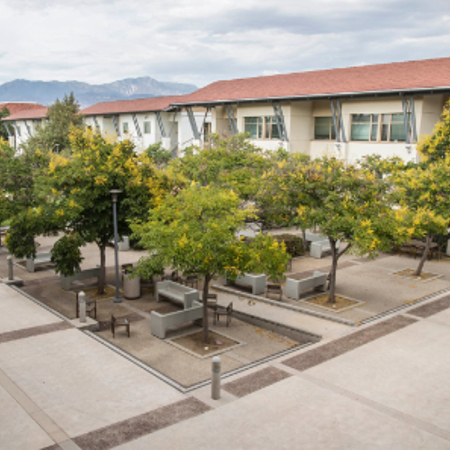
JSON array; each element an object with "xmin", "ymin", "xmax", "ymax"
[
  {"xmin": 172, "ymin": 57, "xmax": 450, "ymax": 106},
  {"xmin": 2, "ymin": 107, "xmax": 48, "ymax": 121},
  {"xmin": 79, "ymin": 95, "xmax": 188, "ymax": 116},
  {"xmin": 0, "ymin": 102, "xmax": 46, "ymax": 116}
]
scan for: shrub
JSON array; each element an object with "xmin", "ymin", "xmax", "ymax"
[{"xmin": 274, "ymin": 234, "xmax": 304, "ymax": 257}]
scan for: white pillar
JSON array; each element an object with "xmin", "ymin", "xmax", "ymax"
[{"xmin": 79, "ymin": 291, "xmax": 86, "ymax": 323}]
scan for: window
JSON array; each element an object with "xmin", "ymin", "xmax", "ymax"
[
  {"xmin": 381, "ymin": 114, "xmax": 407, "ymax": 142},
  {"xmin": 351, "ymin": 113, "xmax": 408, "ymax": 142},
  {"xmin": 351, "ymin": 114, "xmax": 379, "ymax": 141},
  {"xmin": 244, "ymin": 116, "xmax": 281, "ymax": 140},
  {"xmin": 16, "ymin": 125, "xmax": 21, "ymax": 137},
  {"xmin": 123, "ymin": 122, "xmax": 129, "ymax": 134},
  {"xmin": 144, "ymin": 121, "xmax": 151, "ymax": 134},
  {"xmin": 314, "ymin": 117, "xmax": 336, "ymax": 140}
]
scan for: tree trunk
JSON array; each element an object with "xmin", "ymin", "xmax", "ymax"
[
  {"xmin": 202, "ymin": 274, "xmax": 211, "ymax": 342},
  {"xmin": 302, "ymin": 229, "xmax": 308, "ymax": 252},
  {"xmin": 328, "ymin": 238, "xmax": 338, "ymax": 304},
  {"xmin": 414, "ymin": 235, "xmax": 432, "ymax": 277},
  {"xmin": 98, "ymin": 244, "xmax": 106, "ymax": 295}
]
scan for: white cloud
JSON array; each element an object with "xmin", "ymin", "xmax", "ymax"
[{"xmin": 0, "ymin": 0, "xmax": 449, "ymax": 87}]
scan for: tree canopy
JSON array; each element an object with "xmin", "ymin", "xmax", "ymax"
[
  {"xmin": 7, "ymin": 129, "xmax": 168, "ymax": 293},
  {"xmin": 132, "ymin": 184, "xmax": 289, "ymax": 341},
  {"xmin": 26, "ymin": 92, "xmax": 84, "ymax": 153}
]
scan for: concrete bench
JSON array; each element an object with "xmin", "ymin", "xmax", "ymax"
[
  {"xmin": 310, "ymin": 240, "xmax": 340, "ymax": 259},
  {"xmin": 25, "ymin": 252, "xmax": 53, "ymax": 273},
  {"xmin": 60, "ymin": 267, "xmax": 101, "ymax": 290},
  {"xmin": 156, "ymin": 281, "xmax": 199, "ymax": 309},
  {"xmin": 227, "ymin": 273, "xmax": 266, "ymax": 295},
  {"xmin": 285, "ymin": 271, "xmax": 327, "ymax": 300},
  {"xmin": 150, "ymin": 301, "xmax": 203, "ymax": 339}
]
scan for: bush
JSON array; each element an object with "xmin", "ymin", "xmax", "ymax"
[{"xmin": 274, "ymin": 234, "xmax": 304, "ymax": 257}]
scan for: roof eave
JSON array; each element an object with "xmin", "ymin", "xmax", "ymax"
[{"xmin": 170, "ymin": 86, "xmax": 450, "ymax": 108}]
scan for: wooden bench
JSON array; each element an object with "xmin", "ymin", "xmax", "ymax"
[
  {"xmin": 111, "ymin": 314, "xmax": 130, "ymax": 338},
  {"xmin": 285, "ymin": 271, "xmax": 327, "ymax": 300},
  {"xmin": 60, "ymin": 267, "xmax": 101, "ymax": 290},
  {"xmin": 266, "ymin": 283, "xmax": 282, "ymax": 301},
  {"xmin": 156, "ymin": 281, "xmax": 200, "ymax": 309},
  {"xmin": 25, "ymin": 252, "xmax": 53, "ymax": 273},
  {"xmin": 227, "ymin": 273, "xmax": 266, "ymax": 295}
]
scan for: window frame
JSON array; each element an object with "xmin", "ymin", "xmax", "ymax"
[
  {"xmin": 122, "ymin": 122, "xmax": 129, "ymax": 134},
  {"xmin": 244, "ymin": 116, "xmax": 281, "ymax": 140},
  {"xmin": 350, "ymin": 113, "xmax": 409, "ymax": 143},
  {"xmin": 314, "ymin": 117, "xmax": 337, "ymax": 140},
  {"xmin": 144, "ymin": 121, "xmax": 151, "ymax": 134}
]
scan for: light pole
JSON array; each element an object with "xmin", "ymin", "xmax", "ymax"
[{"xmin": 110, "ymin": 189, "xmax": 123, "ymax": 303}]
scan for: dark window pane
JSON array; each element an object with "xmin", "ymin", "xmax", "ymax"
[
  {"xmin": 391, "ymin": 123, "xmax": 405, "ymax": 141},
  {"xmin": 392, "ymin": 113, "xmax": 404, "ymax": 122},
  {"xmin": 245, "ymin": 124, "xmax": 258, "ymax": 139},
  {"xmin": 371, "ymin": 124, "xmax": 378, "ymax": 141},
  {"xmin": 351, "ymin": 124, "xmax": 370, "ymax": 141},
  {"xmin": 381, "ymin": 124, "xmax": 389, "ymax": 141},
  {"xmin": 353, "ymin": 114, "xmax": 371, "ymax": 123},
  {"xmin": 315, "ymin": 125, "xmax": 331, "ymax": 139}
]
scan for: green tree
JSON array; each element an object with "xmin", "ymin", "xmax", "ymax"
[
  {"xmin": 132, "ymin": 185, "xmax": 289, "ymax": 341},
  {"xmin": 393, "ymin": 157, "xmax": 450, "ymax": 276},
  {"xmin": 7, "ymin": 129, "xmax": 167, "ymax": 293},
  {"xmin": 0, "ymin": 107, "xmax": 11, "ymax": 141},
  {"xmin": 144, "ymin": 142, "xmax": 172, "ymax": 166},
  {"xmin": 26, "ymin": 92, "xmax": 84, "ymax": 153},
  {"xmin": 0, "ymin": 139, "xmax": 50, "ymax": 224},
  {"xmin": 170, "ymin": 133, "xmax": 273, "ymax": 201},
  {"xmin": 418, "ymin": 100, "xmax": 450, "ymax": 162},
  {"xmin": 264, "ymin": 156, "xmax": 401, "ymax": 303}
]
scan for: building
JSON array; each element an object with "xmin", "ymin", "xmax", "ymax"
[
  {"xmin": 1, "ymin": 104, "xmax": 48, "ymax": 150},
  {"xmin": 80, "ymin": 96, "xmax": 211, "ymax": 155},
  {"xmin": 169, "ymin": 57, "xmax": 450, "ymax": 163}
]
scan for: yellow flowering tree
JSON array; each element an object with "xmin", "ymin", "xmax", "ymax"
[
  {"xmin": 418, "ymin": 100, "xmax": 450, "ymax": 162},
  {"xmin": 393, "ymin": 157, "xmax": 450, "ymax": 276},
  {"xmin": 132, "ymin": 185, "xmax": 289, "ymax": 342},
  {"xmin": 264, "ymin": 156, "xmax": 400, "ymax": 304},
  {"xmin": 7, "ymin": 129, "xmax": 168, "ymax": 294}
]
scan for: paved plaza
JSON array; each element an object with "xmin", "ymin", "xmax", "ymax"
[{"xmin": 1, "ymin": 239, "xmax": 450, "ymax": 449}]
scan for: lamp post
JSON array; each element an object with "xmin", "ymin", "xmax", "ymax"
[{"xmin": 110, "ymin": 189, "xmax": 123, "ymax": 303}]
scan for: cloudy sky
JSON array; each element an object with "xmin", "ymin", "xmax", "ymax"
[{"xmin": 0, "ymin": 0, "xmax": 449, "ymax": 88}]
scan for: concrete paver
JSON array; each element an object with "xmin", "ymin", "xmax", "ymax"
[
  {"xmin": 116, "ymin": 375, "xmax": 450, "ymax": 450},
  {"xmin": 0, "ymin": 328, "xmax": 184, "ymax": 438},
  {"xmin": 0, "ymin": 284, "xmax": 61, "ymax": 333},
  {"xmin": 0, "ymin": 382, "xmax": 54, "ymax": 450}
]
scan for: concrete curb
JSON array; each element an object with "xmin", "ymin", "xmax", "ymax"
[{"xmin": 212, "ymin": 284, "xmax": 356, "ymax": 327}]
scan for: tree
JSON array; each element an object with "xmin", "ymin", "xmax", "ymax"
[
  {"xmin": 393, "ymin": 157, "xmax": 450, "ymax": 276},
  {"xmin": 144, "ymin": 142, "xmax": 172, "ymax": 166},
  {"xmin": 0, "ymin": 138, "xmax": 50, "ymax": 224},
  {"xmin": 0, "ymin": 107, "xmax": 10, "ymax": 141},
  {"xmin": 418, "ymin": 99, "xmax": 450, "ymax": 162},
  {"xmin": 26, "ymin": 93, "xmax": 84, "ymax": 153},
  {"xmin": 170, "ymin": 133, "xmax": 273, "ymax": 201},
  {"xmin": 264, "ymin": 156, "xmax": 402, "ymax": 304},
  {"xmin": 7, "ymin": 129, "xmax": 168, "ymax": 294},
  {"xmin": 131, "ymin": 185, "xmax": 289, "ymax": 341}
]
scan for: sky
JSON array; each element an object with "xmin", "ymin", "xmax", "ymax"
[{"xmin": 0, "ymin": 0, "xmax": 449, "ymax": 88}]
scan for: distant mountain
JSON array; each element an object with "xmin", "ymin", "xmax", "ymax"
[{"xmin": 0, "ymin": 77, "xmax": 198, "ymax": 108}]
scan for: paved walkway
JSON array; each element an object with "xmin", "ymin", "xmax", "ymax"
[{"xmin": 1, "ymin": 253, "xmax": 450, "ymax": 448}]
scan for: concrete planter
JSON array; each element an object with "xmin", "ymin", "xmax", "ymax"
[{"xmin": 123, "ymin": 271, "xmax": 141, "ymax": 299}]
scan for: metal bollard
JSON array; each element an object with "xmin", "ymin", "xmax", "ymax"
[
  {"xmin": 211, "ymin": 356, "xmax": 221, "ymax": 400},
  {"xmin": 7, "ymin": 256, "xmax": 13, "ymax": 281},
  {"xmin": 78, "ymin": 291, "xmax": 86, "ymax": 323}
]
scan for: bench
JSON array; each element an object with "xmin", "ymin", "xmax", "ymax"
[
  {"xmin": 60, "ymin": 267, "xmax": 101, "ymax": 290},
  {"xmin": 25, "ymin": 252, "xmax": 53, "ymax": 273},
  {"xmin": 150, "ymin": 302, "xmax": 203, "ymax": 338},
  {"xmin": 227, "ymin": 273, "xmax": 266, "ymax": 295},
  {"xmin": 285, "ymin": 271, "xmax": 327, "ymax": 300},
  {"xmin": 305, "ymin": 232, "xmax": 340, "ymax": 259},
  {"xmin": 156, "ymin": 281, "xmax": 200, "ymax": 309}
]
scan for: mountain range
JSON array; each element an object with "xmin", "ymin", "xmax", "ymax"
[{"xmin": 0, "ymin": 77, "xmax": 198, "ymax": 108}]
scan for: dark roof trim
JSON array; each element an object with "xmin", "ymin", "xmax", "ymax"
[{"xmin": 168, "ymin": 86, "xmax": 450, "ymax": 109}]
